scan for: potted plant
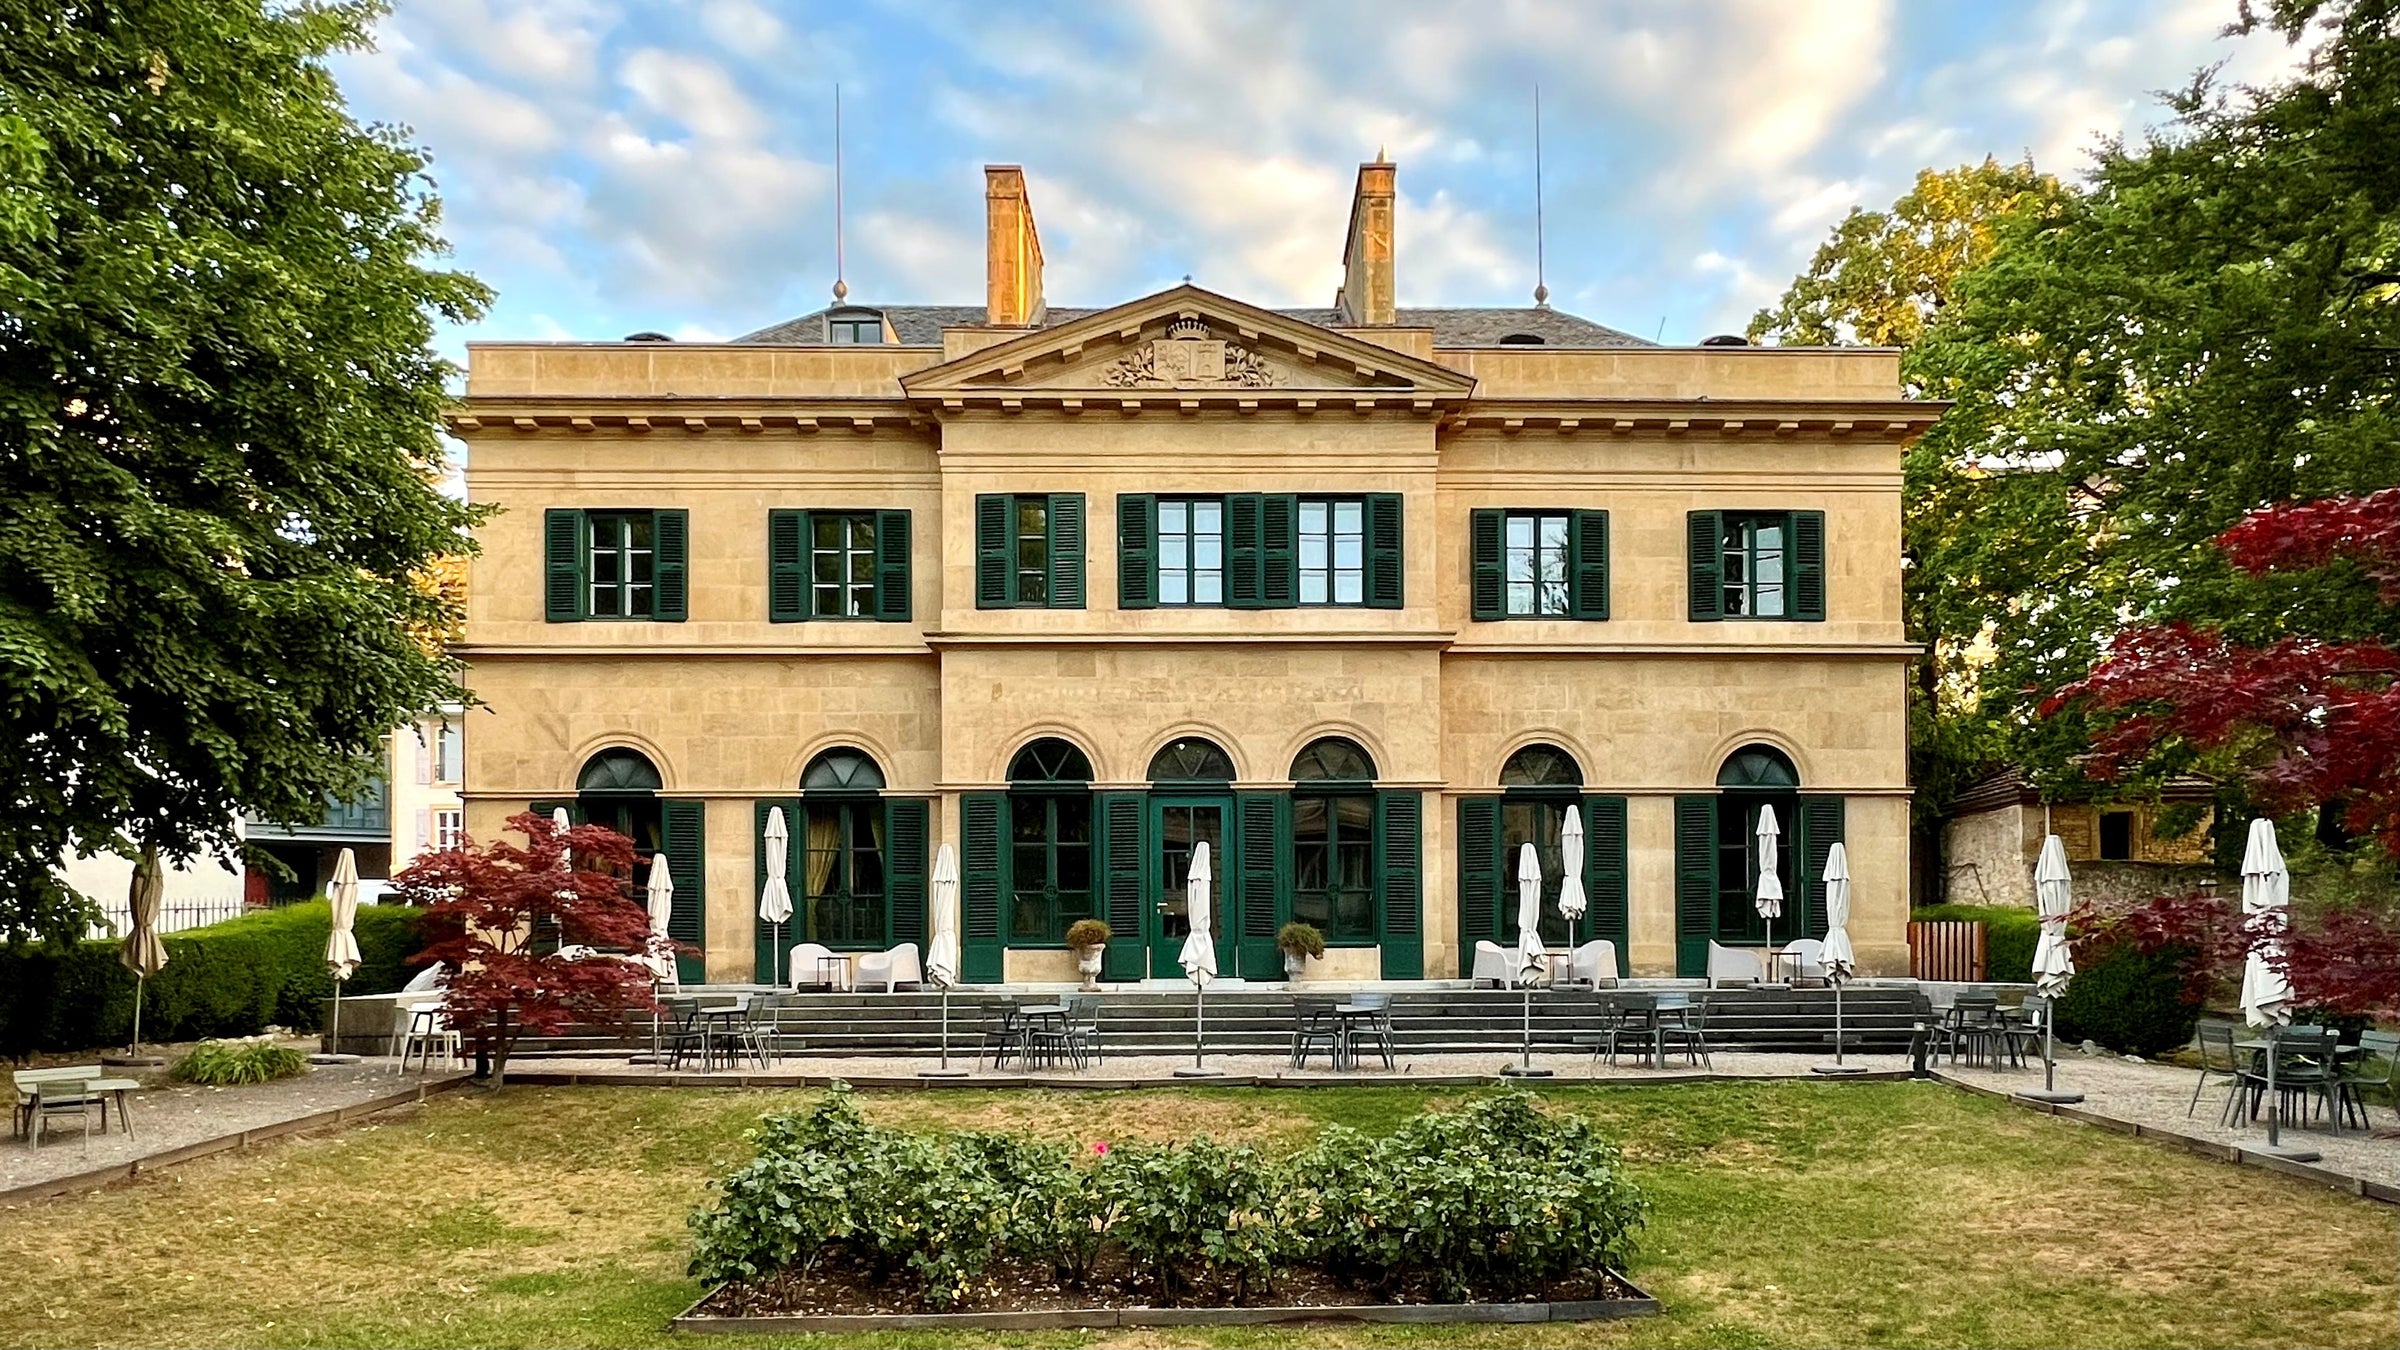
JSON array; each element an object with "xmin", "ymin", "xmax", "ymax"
[
  {"xmin": 1065, "ymin": 918, "xmax": 1112, "ymax": 990},
  {"xmin": 1277, "ymin": 922, "xmax": 1326, "ymax": 979}
]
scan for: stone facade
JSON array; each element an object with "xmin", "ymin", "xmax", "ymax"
[{"xmin": 451, "ymin": 163, "xmax": 1937, "ymax": 984}]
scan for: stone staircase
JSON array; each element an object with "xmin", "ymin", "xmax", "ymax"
[{"xmin": 513, "ymin": 984, "xmax": 1932, "ymax": 1060}]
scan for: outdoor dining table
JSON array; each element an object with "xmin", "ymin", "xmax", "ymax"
[
  {"xmin": 2231, "ymin": 1038, "xmax": 2363, "ymax": 1132},
  {"xmin": 692, "ymin": 1002, "xmax": 768, "ymax": 1071},
  {"xmin": 86, "ymin": 1078, "xmax": 140, "ymax": 1137},
  {"xmin": 1327, "ymin": 1003, "xmax": 1382, "ymax": 1070},
  {"xmin": 1012, "ymin": 1003, "xmax": 1072, "ymax": 1068},
  {"xmin": 1604, "ymin": 996, "xmax": 1692, "ymax": 1070}
]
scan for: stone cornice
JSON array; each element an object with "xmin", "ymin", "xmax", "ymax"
[
  {"xmin": 1443, "ymin": 398, "xmax": 1949, "ymax": 439},
  {"xmin": 445, "ymin": 397, "xmax": 924, "ymax": 436}
]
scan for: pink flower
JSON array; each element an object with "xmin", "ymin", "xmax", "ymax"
[{"xmin": 1091, "ymin": 1140, "xmax": 1110, "ymax": 1156}]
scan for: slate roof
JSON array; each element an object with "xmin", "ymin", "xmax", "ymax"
[{"xmin": 733, "ymin": 303, "xmax": 1652, "ymax": 349}]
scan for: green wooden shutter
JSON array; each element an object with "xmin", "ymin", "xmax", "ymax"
[
  {"xmin": 1570, "ymin": 510, "xmax": 1610, "ymax": 621},
  {"xmin": 1224, "ymin": 493, "xmax": 1263, "ymax": 607},
  {"xmin": 1469, "ymin": 509, "xmax": 1505, "ymax": 621},
  {"xmin": 1376, "ymin": 790, "xmax": 1423, "ymax": 978},
  {"xmin": 768, "ymin": 510, "xmax": 807, "ymax": 622},
  {"xmin": 1260, "ymin": 494, "xmax": 1298, "ymax": 607},
  {"xmin": 1043, "ymin": 493, "xmax": 1084, "ymax": 609},
  {"xmin": 754, "ymin": 798, "xmax": 804, "ymax": 982},
  {"xmin": 544, "ymin": 510, "xmax": 586, "ymax": 622},
  {"xmin": 875, "ymin": 510, "xmax": 912, "ymax": 621},
  {"xmin": 1365, "ymin": 493, "xmax": 1404, "ymax": 609},
  {"xmin": 1097, "ymin": 792, "xmax": 1148, "ymax": 980},
  {"xmin": 1117, "ymin": 494, "xmax": 1158, "ymax": 609},
  {"xmin": 961, "ymin": 793, "xmax": 1006, "ymax": 982},
  {"xmin": 1791, "ymin": 509, "xmax": 1826, "ymax": 622},
  {"xmin": 975, "ymin": 494, "xmax": 1011, "ymax": 608},
  {"xmin": 527, "ymin": 799, "xmax": 576, "ymax": 831},
  {"xmin": 1236, "ymin": 792, "xmax": 1288, "ymax": 974},
  {"xmin": 651, "ymin": 509, "xmax": 689, "ymax": 622},
  {"xmin": 1687, "ymin": 510, "xmax": 1723, "ymax": 622},
  {"xmin": 1674, "ymin": 795, "xmax": 1717, "ymax": 977},
  {"xmin": 1456, "ymin": 796, "xmax": 1502, "ymax": 976},
  {"xmin": 884, "ymin": 797, "xmax": 929, "ymax": 947},
  {"xmin": 1798, "ymin": 794, "xmax": 1844, "ymax": 939},
  {"xmin": 661, "ymin": 798, "xmax": 707, "ymax": 984},
  {"xmin": 1583, "ymin": 795, "xmax": 1629, "ymax": 975}
]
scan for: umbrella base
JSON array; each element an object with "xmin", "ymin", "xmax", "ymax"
[
  {"xmin": 103, "ymin": 1054, "xmax": 166, "ymax": 1068},
  {"xmin": 917, "ymin": 1068, "xmax": 970, "ymax": 1079},
  {"xmin": 2243, "ymin": 1140, "xmax": 2321, "ymax": 1163},
  {"xmin": 628, "ymin": 1054, "xmax": 670, "ymax": 1065},
  {"xmin": 1172, "ymin": 1066, "xmax": 1225, "ymax": 1078},
  {"xmin": 1810, "ymin": 1063, "xmax": 1867, "ymax": 1076},
  {"xmin": 1500, "ymin": 1065, "xmax": 1554, "ymax": 1078},
  {"xmin": 2014, "ymin": 1089, "xmax": 2084, "ymax": 1105},
  {"xmin": 307, "ymin": 1052, "xmax": 363, "ymax": 1066}
]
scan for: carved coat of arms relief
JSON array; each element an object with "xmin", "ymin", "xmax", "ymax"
[{"xmin": 1101, "ymin": 318, "xmax": 1276, "ymax": 389}]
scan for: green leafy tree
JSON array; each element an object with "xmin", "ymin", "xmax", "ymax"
[
  {"xmin": 0, "ymin": 0, "xmax": 490, "ymax": 939},
  {"xmin": 1910, "ymin": 0, "xmax": 2399, "ymax": 865},
  {"xmin": 1748, "ymin": 158, "xmax": 2066, "ymax": 348}
]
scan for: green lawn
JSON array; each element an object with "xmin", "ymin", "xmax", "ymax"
[{"xmin": 0, "ymin": 1081, "xmax": 2391, "ymax": 1348}]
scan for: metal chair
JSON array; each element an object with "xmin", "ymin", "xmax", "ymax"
[
  {"xmin": 1061, "ymin": 995, "xmax": 1104, "ymax": 1069},
  {"xmin": 29, "ymin": 1080, "xmax": 101, "ymax": 1150},
  {"xmin": 661, "ymin": 996, "xmax": 709, "ymax": 1070},
  {"xmin": 1348, "ymin": 992, "xmax": 1397, "ymax": 1070},
  {"xmin": 1657, "ymin": 994, "xmax": 1713, "ymax": 1070},
  {"xmin": 400, "ymin": 1004, "xmax": 462, "ymax": 1074},
  {"xmin": 1580, "ymin": 994, "xmax": 1643, "ymax": 1070},
  {"xmin": 2343, "ymin": 1029, "xmax": 2400, "ymax": 1128},
  {"xmin": 2238, "ymin": 1026, "xmax": 2340, "ymax": 1130},
  {"xmin": 1290, "ymin": 998, "xmax": 1342, "ymax": 1068},
  {"xmin": 2189, "ymin": 1020, "xmax": 2247, "ymax": 1120},
  {"xmin": 977, "ymin": 1001, "xmax": 1025, "ymax": 1070},
  {"xmin": 1934, "ymin": 994, "xmax": 2003, "ymax": 1068},
  {"xmin": 729, "ymin": 995, "xmax": 778, "ymax": 1070}
]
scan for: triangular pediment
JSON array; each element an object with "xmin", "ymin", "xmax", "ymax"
[{"xmin": 900, "ymin": 285, "xmax": 1478, "ymax": 403}]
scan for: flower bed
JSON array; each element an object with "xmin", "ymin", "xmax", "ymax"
[{"xmin": 687, "ymin": 1085, "xmax": 1652, "ymax": 1319}]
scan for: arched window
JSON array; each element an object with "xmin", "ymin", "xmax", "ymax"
[
  {"xmin": 1499, "ymin": 744, "xmax": 1580, "ymax": 944},
  {"xmin": 1715, "ymin": 745, "xmax": 1799, "ymax": 944},
  {"xmin": 577, "ymin": 748, "xmax": 662, "ymax": 794},
  {"xmin": 1501, "ymin": 743, "xmax": 1582, "ymax": 788},
  {"xmin": 1497, "ymin": 332, "xmax": 1547, "ymax": 345},
  {"xmin": 1008, "ymin": 739, "xmax": 1094, "ymax": 944},
  {"xmin": 1290, "ymin": 737, "xmax": 1376, "ymax": 783},
  {"xmin": 1148, "ymin": 737, "xmax": 1234, "ymax": 783},
  {"xmin": 802, "ymin": 747, "xmax": 886, "ymax": 792},
  {"xmin": 1290, "ymin": 739, "xmax": 1378, "ymax": 941},
  {"xmin": 1717, "ymin": 745, "xmax": 1799, "ymax": 789}
]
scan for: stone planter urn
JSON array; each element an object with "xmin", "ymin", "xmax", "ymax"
[
  {"xmin": 1075, "ymin": 946, "xmax": 1104, "ymax": 991},
  {"xmin": 1283, "ymin": 952, "xmax": 1307, "ymax": 980}
]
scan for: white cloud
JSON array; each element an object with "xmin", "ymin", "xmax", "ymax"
[
  {"xmin": 699, "ymin": 0, "xmax": 783, "ymax": 52},
  {"xmin": 618, "ymin": 48, "xmax": 761, "ymax": 141}
]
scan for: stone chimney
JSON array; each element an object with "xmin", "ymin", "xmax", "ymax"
[
  {"xmin": 1335, "ymin": 157, "xmax": 1396, "ymax": 326},
  {"xmin": 985, "ymin": 165, "xmax": 1045, "ymax": 327}
]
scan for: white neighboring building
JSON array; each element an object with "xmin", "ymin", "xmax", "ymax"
[{"xmin": 63, "ymin": 829, "xmax": 248, "ymax": 937}]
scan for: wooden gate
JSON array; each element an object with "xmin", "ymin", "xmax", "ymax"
[{"xmin": 1908, "ymin": 920, "xmax": 1987, "ymax": 981}]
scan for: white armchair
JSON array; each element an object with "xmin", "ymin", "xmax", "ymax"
[
  {"xmin": 785, "ymin": 942, "xmax": 844, "ymax": 991},
  {"xmin": 1568, "ymin": 939, "xmax": 1621, "ymax": 988},
  {"xmin": 855, "ymin": 942, "xmax": 922, "ymax": 993},
  {"xmin": 1470, "ymin": 940, "xmax": 1515, "ymax": 988},
  {"xmin": 1707, "ymin": 941, "xmax": 1765, "ymax": 988}
]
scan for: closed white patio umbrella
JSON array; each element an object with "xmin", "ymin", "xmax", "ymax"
[
  {"xmin": 1174, "ymin": 841, "xmax": 1222, "ymax": 1078},
  {"xmin": 1558, "ymin": 805, "xmax": 1587, "ymax": 928},
  {"xmin": 552, "ymin": 805, "xmax": 572, "ymax": 834},
  {"xmin": 2020, "ymin": 834, "xmax": 2083, "ymax": 1103},
  {"xmin": 118, "ymin": 847, "xmax": 168, "ymax": 1065},
  {"xmin": 314, "ymin": 848, "xmax": 365, "ymax": 1064},
  {"xmin": 631, "ymin": 855, "xmax": 677, "ymax": 1065},
  {"xmin": 1811, "ymin": 842, "xmax": 1864, "ymax": 1076},
  {"xmin": 759, "ymin": 806, "xmax": 794, "ymax": 987},
  {"xmin": 1754, "ymin": 806, "xmax": 1786, "ymax": 985},
  {"xmin": 2238, "ymin": 819, "xmax": 2314, "ymax": 1159},
  {"xmin": 1504, "ymin": 842, "xmax": 1552, "ymax": 1077},
  {"xmin": 921, "ymin": 844, "xmax": 966, "ymax": 1078}
]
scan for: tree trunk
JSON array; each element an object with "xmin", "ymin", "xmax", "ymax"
[{"xmin": 490, "ymin": 1006, "xmax": 511, "ymax": 1088}]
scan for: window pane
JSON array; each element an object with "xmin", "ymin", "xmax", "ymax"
[
  {"xmin": 626, "ymin": 516, "xmax": 654, "ymax": 550},
  {"xmin": 591, "ymin": 583, "xmax": 619, "ymax": 616},
  {"xmin": 1299, "ymin": 501, "xmax": 1325, "ymax": 534},
  {"xmin": 1194, "ymin": 571, "xmax": 1221, "ymax": 604},
  {"xmin": 1507, "ymin": 516, "xmax": 1533, "ymax": 549},
  {"xmin": 1161, "ymin": 530, "xmax": 1187, "ymax": 569},
  {"xmin": 1335, "ymin": 570, "xmax": 1362, "ymax": 605},
  {"xmin": 1161, "ymin": 501, "xmax": 1185, "ymax": 533},
  {"xmin": 1507, "ymin": 580, "xmax": 1535, "ymax": 613},
  {"xmin": 1333, "ymin": 533, "xmax": 1362, "ymax": 569},
  {"xmin": 1018, "ymin": 501, "xmax": 1047, "ymax": 539},
  {"xmin": 1506, "ymin": 543, "xmax": 1534, "ymax": 584},
  {"xmin": 1160, "ymin": 570, "xmax": 1187, "ymax": 605},
  {"xmin": 1300, "ymin": 571, "xmax": 1327, "ymax": 604},
  {"xmin": 1193, "ymin": 500, "xmax": 1220, "ymax": 533},
  {"xmin": 627, "ymin": 582, "xmax": 653, "ymax": 618},
  {"xmin": 1539, "ymin": 515, "xmax": 1568, "ymax": 552},
  {"xmin": 850, "ymin": 515, "xmax": 875, "ymax": 553},
  {"xmin": 1298, "ymin": 531, "xmax": 1327, "ymax": 571},
  {"xmin": 1019, "ymin": 570, "xmax": 1047, "ymax": 604}
]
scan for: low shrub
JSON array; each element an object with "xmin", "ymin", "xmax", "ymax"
[
  {"xmin": 172, "ymin": 1037, "xmax": 309, "ymax": 1085},
  {"xmin": 2054, "ymin": 941, "xmax": 2202, "ymax": 1057},
  {"xmin": 0, "ymin": 901, "xmax": 426, "ymax": 1057},
  {"xmin": 688, "ymin": 1086, "xmax": 1646, "ymax": 1312},
  {"xmin": 1910, "ymin": 904, "xmax": 2041, "ymax": 983},
  {"xmin": 1300, "ymin": 1092, "xmax": 1647, "ymax": 1301}
]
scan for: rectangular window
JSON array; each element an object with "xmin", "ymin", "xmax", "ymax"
[
  {"xmin": 1293, "ymin": 793, "xmax": 1376, "ymax": 940},
  {"xmin": 1157, "ymin": 498, "xmax": 1226, "ymax": 606},
  {"xmin": 1298, "ymin": 499, "xmax": 1367, "ymax": 606},
  {"xmin": 1721, "ymin": 513, "xmax": 1787, "ymax": 618},
  {"xmin": 434, "ymin": 719, "xmax": 463, "ymax": 784},
  {"xmin": 434, "ymin": 809, "xmax": 464, "ymax": 852},
  {"xmin": 1015, "ymin": 499, "xmax": 1050, "ymax": 605},
  {"xmin": 2099, "ymin": 811, "xmax": 2134, "ymax": 861},
  {"xmin": 809, "ymin": 512, "xmax": 878, "ymax": 619},
  {"xmin": 976, "ymin": 494, "xmax": 1084, "ymax": 609},
  {"xmin": 828, "ymin": 316, "xmax": 883, "ymax": 344},
  {"xmin": 586, "ymin": 512, "xmax": 655, "ymax": 618},
  {"xmin": 1504, "ymin": 513, "xmax": 1572, "ymax": 616}
]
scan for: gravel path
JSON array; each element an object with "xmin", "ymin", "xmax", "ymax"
[
  {"xmin": 1944, "ymin": 1053, "xmax": 2399, "ymax": 1188},
  {"xmin": 506, "ymin": 1047, "xmax": 1917, "ymax": 1083},
  {"xmin": 2, "ymin": 1050, "xmax": 465, "ymax": 1197}
]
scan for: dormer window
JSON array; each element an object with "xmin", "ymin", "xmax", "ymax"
[
  {"xmin": 1498, "ymin": 333, "xmax": 1546, "ymax": 345},
  {"xmin": 826, "ymin": 308, "xmax": 885, "ymax": 344}
]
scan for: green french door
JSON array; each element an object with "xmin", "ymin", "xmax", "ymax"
[{"xmin": 1150, "ymin": 795, "xmax": 1234, "ymax": 977}]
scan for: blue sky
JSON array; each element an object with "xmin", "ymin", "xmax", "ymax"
[{"xmin": 332, "ymin": 0, "xmax": 2312, "ymax": 357}]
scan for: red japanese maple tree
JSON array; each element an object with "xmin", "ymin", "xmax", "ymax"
[
  {"xmin": 2048, "ymin": 488, "xmax": 2400, "ymax": 857},
  {"xmin": 2072, "ymin": 889, "xmax": 2400, "ymax": 1022},
  {"xmin": 394, "ymin": 812, "xmax": 666, "ymax": 1084}
]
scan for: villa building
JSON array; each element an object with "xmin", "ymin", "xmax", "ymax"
[{"xmin": 449, "ymin": 162, "xmax": 1938, "ymax": 986}]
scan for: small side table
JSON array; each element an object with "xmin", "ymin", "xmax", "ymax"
[
  {"xmin": 86, "ymin": 1078, "xmax": 141, "ymax": 1137},
  {"xmin": 815, "ymin": 954, "xmax": 853, "ymax": 992}
]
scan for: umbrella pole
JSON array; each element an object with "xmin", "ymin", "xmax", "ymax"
[
  {"xmin": 331, "ymin": 978, "xmax": 342, "ymax": 1053},
  {"xmin": 2265, "ymin": 1025, "xmax": 2281, "ymax": 1149},
  {"xmin": 1173, "ymin": 979, "xmax": 1224, "ymax": 1077},
  {"xmin": 2015, "ymin": 994, "xmax": 2082, "ymax": 1103},
  {"xmin": 772, "ymin": 921, "xmax": 782, "ymax": 990},
  {"xmin": 130, "ymin": 973, "xmax": 144, "ymax": 1056},
  {"xmin": 1835, "ymin": 982, "xmax": 1843, "ymax": 1066},
  {"xmin": 940, "ymin": 988, "xmax": 950, "ymax": 1072}
]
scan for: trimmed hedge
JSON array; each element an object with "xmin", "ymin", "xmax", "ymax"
[
  {"xmin": 0, "ymin": 901, "xmax": 425, "ymax": 1057},
  {"xmin": 2054, "ymin": 942, "xmax": 2203, "ymax": 1058},
  {"xmin": 1910, "ymin": 904, "xmax": 2040, "ymax": 984}
]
